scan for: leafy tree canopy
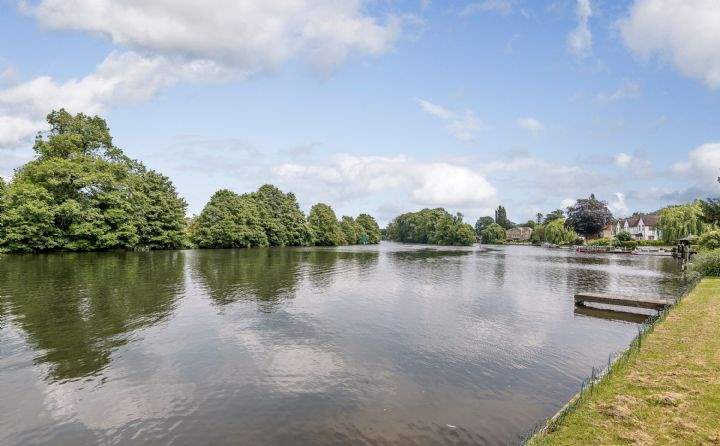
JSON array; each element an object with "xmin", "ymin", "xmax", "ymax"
[
  {"xmin": 0, "ymin": 109, "xmax": 187, "ymax": 253},
  {"xmin": 658, "ymin": 201, "xmax": 707, "ymax": 244},
  {"xmin": 308, "ymin": 203, "xmax": 344, "ymax": 246},
  {"xmin": 543, "ymin": 209, "xmax": 565, "ymax": 225},
  {"xmin": 481, "ymin": 223, "xmax": 506, "ymax": 244},
  {"xmin": 475, "ymin": 216, "xmax": 495, "ymax": 236},
  {"xmin": 190, "ymin": 189, "xmax": 268, "ymax": 249},
  {"xmin": 385, "ymin": 208, "xmax": 475, "ymax": 246},
  {"xmin": 356, "ymin": 213, "xmax": 381, "ymax": 244},
  {"xmin": 565, "ymin": 194, "xmax": 613, "ymax": 237}
]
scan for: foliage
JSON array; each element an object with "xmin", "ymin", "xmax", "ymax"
[
  {"xmin": 615, "ymin": 230, "xmax": 633, "ymax": 242},
  {"xmin": 588, "ymin": 237, "xmax": 612, "ymax": 246},
  {"xmin": 339, "ymin": 216, "xmax": 359, "ymax": 245},
  {"xmin": 385, "ymin": 208, "xmax": 476, "ymax": 246},
  {"xmin": 543, "ymin": 209, "xmax": 564, "ymax": 224},
  {"xmin": 190, "ymin": 190, "xmax": 268, "ymax": 248},
  {"xmin": 545, "ymin": 218, "xmax": 579, "ymax": 245},
  {"xmin": 613, "ymin": 240, "xmax": 638, "ymax": 250},
  {"xmin": 657, "ymin": 201, "xmax": 707, "ymax": 244},
  {"xmin": 525, "ymin": 220, "xmax": 537, "ymax": 229},
  {"xmin": 308, "ymin": 203, "xmax": 344, "ymax": 246},
  {"xmin": 689, "ymin": 249, "xmax": 720, "ymax": 277},
  {"xmin": 494, "ymin": 205, "xmax": 514, "ymax": 229},
  {"xmin": 480, "ymin": 223, "xmax": 506, "ymax": 244},
  {"xmin": 252, "ymin": 184, "xmax": 312, "ymax": 246},
  {"xmin": 635, "ymin": 239, "xmax": 668, "ymax": 247},
  {"xmin": 565, "ymin": 194, "xmax": 613, "ymax": 237},
  {"xmin": 700, "ymin": 197, "xmax": 720, "ymax": 226},
  {"xmin": 355, "ymin": 213, "xmax": 381, "ymax": 244},
  {"xmin": 698, "ymin": 230, "xmax": 720, "ymax": 251},
  {"xmin": 475, "ymin": 216, "xmax": 495, "ymax": 236},
  {"xmin": 0, "ymin": 109, "xmax": 187, "ymax": 253},
  {"xmin": 530, "ymin": 225, "xmax": 545, "ymax": 245}
]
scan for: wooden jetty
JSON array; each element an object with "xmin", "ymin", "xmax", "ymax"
[{"xmin": 574, "ymin": 292, "xmax": 673, "ymax": 311}]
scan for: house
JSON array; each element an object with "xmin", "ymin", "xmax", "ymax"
[
  {"xmin": 506, "ymin": 226, "xmax": 532, "ymax": 242},
  {"xmin": 600, "ymin": 222, "xmax": 615, "ymax": 239},
  {"xmin": 614, "ymin": 214, "xmax": 661, "ymax": 241}
]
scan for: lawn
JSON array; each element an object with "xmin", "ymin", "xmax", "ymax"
[{"xmin": 530, "ymin": 278, "xmax": 720, "ymax": 445}]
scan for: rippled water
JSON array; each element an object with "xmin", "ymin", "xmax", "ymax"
[{"xmin": 0, "ymin": 243, "xmax": 688, "ymax": 445}]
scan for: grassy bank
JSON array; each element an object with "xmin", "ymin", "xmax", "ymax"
[{"xmin": 530, "ymin": 278, "xmax": 720, "ymax": 445}]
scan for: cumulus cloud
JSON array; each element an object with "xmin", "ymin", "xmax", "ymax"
[
  {"xmin": 0, "ymin": 52, "xmax": 233, "ymax": 148},
  {"xmin": 672, "ymin": 143, "xmax": 720, "ymax": 184},
  {"xmin": 566, "ymin": 0, "xmax": 592, "ymax": 57},
  {"xmin": 272, "ymin": 154, "xmax": 497, "ymax": 209},
  {"xmin": 25, "ymin": 0, "xmax": 400, "ymax": 75},
  {"xmin": 595, "ymin": 81, "xmax": 642, "ymax": 104},
  {"xmin": 619, "ymin": 0, "xmax": 720, "ymax": 88},
  {"xmin": 613, "ymin": 151, "xmax": 654, "ymax": 179},
  {"xmin": 415, "ymin": 98, "xmax": 485, "ymax": 142},
  {"xmin": 516, "ymin": 117, "xmax": 544, "ymax": 135},
  {"xmin": 609, "ymin": 192, "xmax": 629, "ymax": 216}
]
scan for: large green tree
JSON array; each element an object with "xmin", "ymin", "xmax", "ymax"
[
  {"xmin": 658, "ymin": 201, "xmax": 707, "ymax": 243},
  {"xmin": 308, "ymin": 203, "xmax": 344, "ymax": 246},
  {"xmin": 475, "ymin": 216, "xmax": 495, "ymax": 236},
  {"xmin": 385, "ymin": 208, "xmax": 476, "ymax": 246},
  {"xmin": 190, "ymin": 190, "xmax": 268, "ymax": 248},
  {"xmin": 355, "ymin": 213, "xmax": 381, "ymax": 244},
  {"xmin": 481, "ymin": 222, "xmax": 506, "ymax": 244},
  {"xmin": 252, "ymin": 184, "xmax": 312, "ymax": 246},
  {"xmin": 0, "ymin": 109, "xmax": 187, "ymax": 253},
  {"xmin": 339, "ymin": 216, "xmax": 359, "ymax": 245},
  {"xmin": 565, "ymin": 194, "xmax": 613, "ymax": 237}
]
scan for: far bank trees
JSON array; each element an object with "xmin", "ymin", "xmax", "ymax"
[{"xmin": 385, "ymin": 208, "xmax": 476, "ymax": 246}]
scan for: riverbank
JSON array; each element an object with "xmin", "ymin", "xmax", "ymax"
[{"xmin": 529, "ymin": 278, "xmax": 720, "ymax": 445}]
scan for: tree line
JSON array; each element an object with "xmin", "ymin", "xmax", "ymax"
[
  {"xmin": 384, "ymin": 208, "xmax": 477, "ymax": 246},
  {"xmin": 0, "ymin": 110, "xmax": 380, "ymax": 253}
]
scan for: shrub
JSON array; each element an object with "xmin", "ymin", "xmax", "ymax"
[
  {"xmin": 612, "ymin": 240, "xmax": 638, "ymax": 250},
  {"xmin": 481, "ymin": 223, "xmax": 506, "ymax": 244},
  {"xmin": 588, "ymin": 238, "xmax": 612, "ymax": 246},
  {"xmin": 698, "ymin": 230, "xmax": 720, "ymax": 251},
  {"xmin": 636, "ymin": 239, "xmax": 668, "ymax": 247},
  {"xmin": 688, "ymin": 248, "xmax": 720, "ymax": 277},
  {"xmin": 615, "ymin": 230, "xmax": 633, "ymax": 242}
]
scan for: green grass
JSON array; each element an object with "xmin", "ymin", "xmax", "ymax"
[{"xmin": 530, "ymin": 278, "xmax": 720, "ymax": 445}]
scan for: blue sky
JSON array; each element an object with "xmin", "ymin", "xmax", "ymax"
[{"xmin": 1, "ymin": 0, "xmax": 719, "ymax": 225}]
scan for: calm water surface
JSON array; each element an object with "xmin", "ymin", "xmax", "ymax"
[{"xmin": 0, "ymin": 243, "xmax": 688, "ymax": 445}]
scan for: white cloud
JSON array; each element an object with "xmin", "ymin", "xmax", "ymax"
[
  {"xmin": 566, "ymin": 0, "xmax": 592, "ymax": 57},
  {"xmin": 460, "ymin": 0, "xmax": 517, "ymax": 16},
  {"xmin": 415, "ymin": 98, "xmax": 485, "ymax": 142},
  {"xmin": 561, "ymin": 198, "xmax": 575, "ymax": 209},
  {"xmin": 619, "ymin": 0, "xmax": 720, "ymax": 88},
  {"xmin": 672, "ymin": 143, "xmax": 720, "ymax": 183},
  {"xmin": 595, "ymin": 81, "xmax": 642, "ymax": 103},
  {"xmin": 272, "ymin": 154, "xmax": 497, "ymax": 209},
  {"xmin": 25, "ymin": 0, "xmax": 400, "ymax": 75},
  {"xmin": 516, "ymin": 117, "xmax": 544, "ymax": 135},
  {"xmin": 609, "ymin": 192, "xmax": 629, "ymax": 216},
  {"xmin": 0, "ymin": 51, "xmax": 235, "ymax": 149},
  {"xmin": 614, "ymin": 152, "xmax": 633, "ymax": 167}
]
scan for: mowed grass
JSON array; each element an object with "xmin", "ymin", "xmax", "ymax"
[{"xmin": 531, "ymin": 278, "xmax": 720, "ymax": 445}]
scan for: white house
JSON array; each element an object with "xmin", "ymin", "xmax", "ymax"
[{"xmin": 614, "ymin": 214, "xmax": 661, "ymax": 241}]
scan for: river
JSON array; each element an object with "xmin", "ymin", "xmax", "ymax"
[{"xmin": 0, "ymin": 243, "xmax": 688, "ymax": 444}]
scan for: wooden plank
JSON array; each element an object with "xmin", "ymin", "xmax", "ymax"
[{"xmin": 574, "ymin": 292, "xmax": 673, "ymax": 310}]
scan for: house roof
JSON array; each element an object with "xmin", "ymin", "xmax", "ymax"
[{"xmin": 618, "ymin": 214, "xmax": 659, "ymax": 227}]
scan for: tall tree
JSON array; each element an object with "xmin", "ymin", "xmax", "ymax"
[
  {"xmin": 308, "ymin": 203, "xmax": 344, "ymax": 246},
  {"xmin": 565, "ymin": 194, "xmax": 613, "ymax": 237},
  {"xmin": 536, "ymin": 212, "xmax": 543, "ymax": 224},
  {"xmin": 543, "ymin": 209, "xmax": 564, "ymax": 224},
  {"xmin": 339, "ymin": 216, "xmax": 359, "ymax": 245},
  {"xmin": 658, "ymin": 201, "xmax": 707, "ymax": 243},
  {"xmin": 132, "ymin": 168, "xmax": 188, "ymax": 249},
  {"xmin": 355, "ymin": 213, "xmax": 381, "ymax": 244},
  {"xmin": 252, "ymin": 184, "xmax": 312, "ymax": 246},
  {"xmin": 385, "ymin": 208, "xmax": 475, "ymax": 246},
  {"xmin": 190, "ymin": 190, "xmax": 268, "ymax": 248},
  {"xmin": 475, "ymin": 216, "xmax": 495, "ymax": 236},
  {"xmin": 495, "ymin": 206, "xmax": 511, "ymax": 229}
]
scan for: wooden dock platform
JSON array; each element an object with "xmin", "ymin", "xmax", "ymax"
[{"xmin": 574, "ymin": 292, "xmax": 673, "ymax": 310}]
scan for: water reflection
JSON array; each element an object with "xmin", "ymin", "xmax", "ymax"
[
  {"xmin": 0, "ymin": 251, "xmax": 184, "ymax": 382},
  {"xmin": 0, "ymin": 244, "xmax": 688, "ymax": 445}
]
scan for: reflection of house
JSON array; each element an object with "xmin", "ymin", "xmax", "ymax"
[
  {"xmin": 614, "ymin": 214, "xmax": 661, "ymax": 240},
  {"xmin": 507, "ymin": 226, "xmax": 532, "ymax": 242}
]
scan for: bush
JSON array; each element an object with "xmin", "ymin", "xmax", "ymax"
[
  {"xmin": 636, "ymin": 239, "xmax": 668, "ymax": 247},
  {"xmin": 612, "ymin": 240, "xmax": 638, "ymax": 250},
  {"xmin": 688, "ymin": 248, "xmax": 720, "ymax": 276},
  {"xmin": 615, "ymin": 230, "xmax": 633, "ymax": 242},
  {"xmin": 698, "ymin": 230, "xmax": 720, "ymax": 251},
  {"xmin": 481, "ymin": 223, "xmax": 506, "ymax": 244},
  {"xmin": 588, "ymin": 238, "xmax": 612, "ymax": 246}
]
